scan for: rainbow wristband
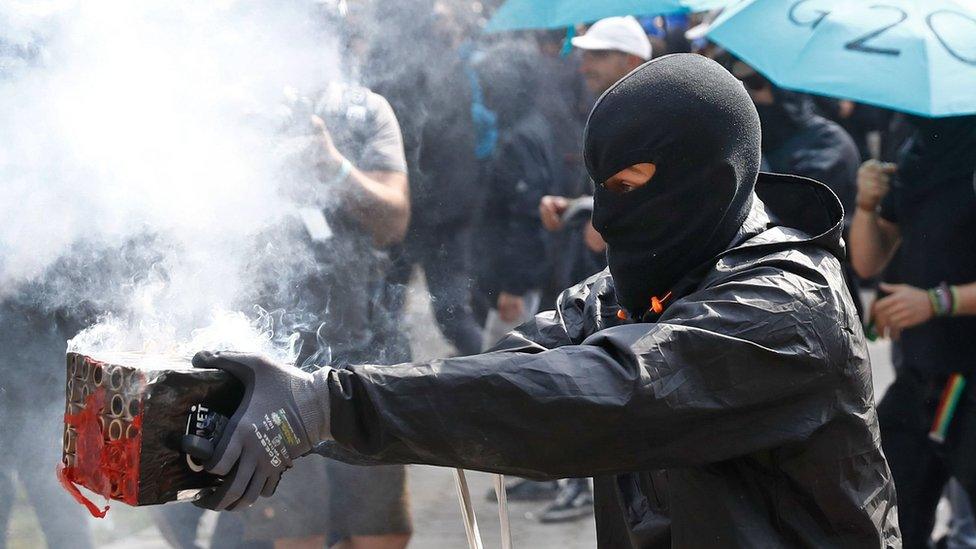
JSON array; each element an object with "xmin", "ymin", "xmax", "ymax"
[{"xmin": 929, "ymin": 374, "xmax": 967, "ymax": 443}]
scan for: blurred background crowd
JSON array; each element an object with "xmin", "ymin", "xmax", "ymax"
[{"xmin": 1, "ymin": 0, "xmax": 974, "ymax": 547}]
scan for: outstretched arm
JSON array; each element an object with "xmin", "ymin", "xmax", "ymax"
[
  {"xmin": 326, "ymin": 265, "xmax": 853, "ymax": 479},
  {"xmin": 196, "ymin": 263, "xmax": 858, "ymax": 509}
]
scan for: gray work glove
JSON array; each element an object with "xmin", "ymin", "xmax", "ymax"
[{"xmin": 189, "ymin": 351, "xmax": 331, "ymax": 511}]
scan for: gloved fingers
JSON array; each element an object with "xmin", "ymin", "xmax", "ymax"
[
  {"xmin": 191, "ymin": 351, "xmax": 257, "ymax": 381},
  {"xmin": 261, "ymin": 470, "xmax": 282, "ymax": 498},
  {"xmin": 191, "ymin": 350, "xmax": 219, "ymax": 369},
  {"xmin": 193, "ymin": 456, "xmax": 246, "ymax": 511},
  {"xmin": 212, "ymin": 351, "xmax": 276, "ymax": 371},
  {"xmin": 227, "ymin": 469, "xmax": 269, "ymax": 511},
  {"xmin": 206, "ymin": 424, "xmax": 244, "ymax": 477},
  {"xmin": 192, "ymin": 488, "xmax": 219, "ymax": 510},
  {"xmin": 212, "ymin": 452, "xmax": 258, "ymax": 511}
]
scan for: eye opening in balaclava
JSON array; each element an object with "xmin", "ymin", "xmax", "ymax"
[{"xmin": 583, "ymin": 53, "xmax": 762, "ymax": 316}]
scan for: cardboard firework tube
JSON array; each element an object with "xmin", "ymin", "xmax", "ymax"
[
  {"xmin": 92, "ymin": 363, "xmax": 104, "ymax": 386},
  {"xmin": 110, "ymin": 394, "xmax": 125, "ymax": 417},
  {"xmin": 59, "ymin": 351, "xmax": 244, "ymax": 508}
]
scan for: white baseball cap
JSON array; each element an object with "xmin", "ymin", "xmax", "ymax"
[{"xmin": 571, "ymin": 16, "xmax": 652, "ymax": 61}]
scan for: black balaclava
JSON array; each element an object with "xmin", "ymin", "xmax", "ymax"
[
  {"xmin": 474, "ymin": 42, "xmax": 540, "ymax": 130},
  {"xmin": 585, "ymin": 53, "xmax": 761, "ymax": 317},
  {"xmin": 898, "ymin": 114, "xmax": 976, "ymax": 201},
  {"xmin": 755, "ymin": 87, "xmax": 817, "ymax": 152}
]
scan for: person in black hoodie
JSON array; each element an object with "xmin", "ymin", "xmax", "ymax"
[
  {"xmin": 188, "ymin": 54, "xmax": 900, "ymax": 548},
  {"xmin": 473, "ymin": 42, "xmax": 560, "ymax": 348},
  {"xmin": 733, "ymin": 62, "xmax": 866, "ymax": 316},
  {"xmin": 850, "ymin": 115, "xmax": 976, "ymax": 548},
  {"xmin": 732, "ymin": 62, "xmax": 860, "ymax": 218}
]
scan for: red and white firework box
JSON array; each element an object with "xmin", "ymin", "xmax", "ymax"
[{"xmin": 59, "ymin": 352, "xmax": 242, "ymax": 514}]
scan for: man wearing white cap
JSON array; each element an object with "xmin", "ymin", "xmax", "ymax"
[
  {"xmin": 539, "ymin": 18, "xmax": 653, "ymax": 261},
  {"xmin": 571, "ymin": 16, "xmax": 652, "ymax": 95}
]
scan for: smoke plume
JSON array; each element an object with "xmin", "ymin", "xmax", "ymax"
[{"xmin": 0, "ymin": 0, "xmax": 348, "ymax": 361}]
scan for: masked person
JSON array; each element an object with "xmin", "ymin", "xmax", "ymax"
[
  {"xmin": 733, "ymin": 63, "xmax": 867, "ymax": 319},
  {"xmin": 472, "ymin": 42, "xmax": 560, "ymax": 350},
  {"xmin": 732, "ymin": 63, "xmax": 859, "ymax": 219},
  {"xmin": 188, "ymin": 54, "xmax": 900, "ymax": 548},
  {"xmin": 850, "ymin": 116, "xmax": 976, "ymax": 548}
]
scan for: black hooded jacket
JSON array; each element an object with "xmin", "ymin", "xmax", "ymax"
[
  {"xmin": 475, "ymin": 44, "xmax": 558, "ymax": 296},
  {"xmin": 323, "ymin": 173, "xmax": 899, "ymax": 547},
  {"xmin": 759, "ymin": 89, "xmax": 861, "ymax": 223},
  {"xmin": 321, "ymin": 55, "xmax": 899, "ymax": 547}
]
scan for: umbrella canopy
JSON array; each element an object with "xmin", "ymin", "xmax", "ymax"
[
  {"xmin": 707, "ymin": 0, "xmax": 976, "ymax": 117},
  {"xmin": 485, "ymin": 0, "xmax": 730, "ymax": 32}
]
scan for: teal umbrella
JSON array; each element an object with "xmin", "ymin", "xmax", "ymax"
[
  {"xmin": 485, "ymin": 0, "xmax": 730, "ymax": 32},
  {"xmin": 707, "ymin": 0, "xmax": 976, "ymax": 117}
]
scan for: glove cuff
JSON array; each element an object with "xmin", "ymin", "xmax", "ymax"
[{"xmin": 294, "ymin": 369, "xmax": 333, "ymax": 446}]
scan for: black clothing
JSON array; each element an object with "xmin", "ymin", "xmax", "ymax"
[
  {"xmin": 874, "ymin": 117, "xmax": 976, "ymax": 548},
  {"xmin": 478, "ymin": 110, "xmax": 558, "ymax": 297},
  {"xmin": 879, "ymin": 116, "xmax": 976, "ymax": 377},
  {"xmin": 324, "ymin": 173, "xmax": 899, "ymax": 548},
  {"xmin": 814, "ymin": 98, "xmax": 891, "ymax": 161},
  {"xmin": 585, "ymin": 54, "xmax": 761, "ymax": 316},
  {"xmin": 369, "ymin": 38, "xmax": 483, "ymax": 356},
  {"xmin": 472, "ymin": 43, "xmax": 558, "ymax": 299},
  {"xmin": 388, "ymin": 223, "xmax": 483, "ymax": 356},
  {"xmin": 760, "ymin": 89, "xmax": 861, "ymax": 221},
  {"xmin": 758, "ymin": 89, "xmax": 863, "ymax": 319},
  {"xmin": 535, "ymin": 53, "xmax": 590, "ymax": 194},
  {"xmin": 368, "ymin": 37, "xmax": 479, "ymax": 230},
  {"xmin": 878, "ymin": 370, "xmax": 976, "ymax": 549}
]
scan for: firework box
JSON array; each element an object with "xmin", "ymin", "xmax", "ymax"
[{"xmin": 59, "ymin": 351, "xmax": 243, "ymax": 514}]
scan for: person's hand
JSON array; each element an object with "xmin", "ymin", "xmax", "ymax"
[
  {"xmin": 583, "ymin": 221, "xmax": 607, "ymax": 253},
  {"xmin": 309, "ymin": 115, "xmax": 345, "ymax": 175},
  {"xmin": 838, "ymin": 100, "xmax": 856, "ymax": 119},
  {"xmin": 871, "ymin": 283, "xmax": 934, "ymax": 340},
  {"xmin": 186, "ymin": 351, "xmax": 331, "ymax": 511},
  {"xmin": 497, "ymin": 292, "xmax": 525, "ymax": 323},
  {"xmin": 856, "ymin": 160, "xmax": 896, "ymax": 213},
  {"xmin": 539, "ymin": 195, "xmax": 570, "ymax": 232}
]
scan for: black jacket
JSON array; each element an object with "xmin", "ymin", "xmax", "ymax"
[
  {"xmin": 478, "ymin": 109, "xmax": 558, "ymax": 296},
  {"xmin": 762, "ymin": 93, "xmax": 861, "ymax": 225},
  {"xmin": 324, "ymin": 173, "xmax": 900, "ymax": 547}
]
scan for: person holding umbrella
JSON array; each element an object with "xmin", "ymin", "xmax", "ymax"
[{"xmin": 187, "ymin": 54, "xmax": 900, "ymax": 548}]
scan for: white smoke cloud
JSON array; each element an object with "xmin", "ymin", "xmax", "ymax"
[{"xmin": 0, "ymin": 0, "xmax": 346, "ymax": 360}]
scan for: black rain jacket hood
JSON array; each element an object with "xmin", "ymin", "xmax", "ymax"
[{"xmin": 584, "ymin": 54, "xmax": 761, "ymax": 316}]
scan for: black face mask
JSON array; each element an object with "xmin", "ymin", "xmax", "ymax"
[
  {"xmin": 898, "ymin": 114, "xmax": 976, "ymax": 200},
  {"xmin": 755, "ymin": 89, "xmax": 816, "ymax": 152},
  {"xmin": 584, "ymin": 54, "xmax": 761, "ymax": 316}
]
